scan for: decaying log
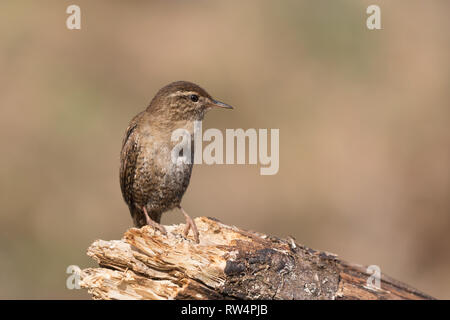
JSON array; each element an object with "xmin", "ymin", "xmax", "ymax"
[{"xmin": 80, "ymin": 217, "xmax": 434, "ymax": 300}]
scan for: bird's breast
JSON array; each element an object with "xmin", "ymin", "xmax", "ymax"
[{"xmin": 134, "ymin": 134, "xmax": 194, "ymax": 209}]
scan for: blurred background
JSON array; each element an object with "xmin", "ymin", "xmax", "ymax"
[{"xmin": 0, "ymin": 0, "xmax": 449, "ymax": 299}]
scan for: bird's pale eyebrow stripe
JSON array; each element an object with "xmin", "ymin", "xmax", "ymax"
[{"xmin": 168, "ymin": 91, "xmax": 199, "ymax": 97}]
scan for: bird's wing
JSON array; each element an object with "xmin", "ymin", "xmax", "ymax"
[{"xmin": 119, "ymin": 111, "xmax": 145, "ymax": 207}]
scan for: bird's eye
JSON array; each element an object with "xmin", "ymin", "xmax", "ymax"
[{"xmin": 190, "ymin": 94, "xmax": 199, "ymax": 102}]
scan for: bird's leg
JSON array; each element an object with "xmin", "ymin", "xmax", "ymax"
[
  {"xmin": 143, "ymin": 207, "xmax": 167, "ymax": 235},
  {"xmin": 178, "ymin": 206, "xmax": 199, "ymax": 243}
]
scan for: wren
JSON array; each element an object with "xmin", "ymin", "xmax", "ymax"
[{"xmin": 119, "ymin": 81, "xmax": 233, "ymax": 243}]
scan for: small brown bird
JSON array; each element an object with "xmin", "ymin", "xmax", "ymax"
[{"xmin": 120, "ymin": 81, "xmax": 233, "ymax": 243}]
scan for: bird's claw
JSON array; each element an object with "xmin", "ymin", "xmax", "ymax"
[
  {"xmin": 146, "ymin": 218, "xmax": 167, "ymax": 236},
  {"xmin": 180, "ymin": 208, "xmax": 199, "ymax": 243}
]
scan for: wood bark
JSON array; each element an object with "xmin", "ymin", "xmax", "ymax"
[{"xmin": 80, "ymin": 217, "xmax": 434, "ymax": 300}]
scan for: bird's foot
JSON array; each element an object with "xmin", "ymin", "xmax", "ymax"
[
  {"xmin": 179, "ymin": 206, "xmax": 199, "ymax": 243},
  {"xmin": 143, "ymin": 207, "xmax": 167, "ymax": 235},
  {"xmin": 147, "ymin": 219, "xmax": 167, "ymax": 236}
]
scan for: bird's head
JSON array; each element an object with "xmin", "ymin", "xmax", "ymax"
[{"xmin": 147, "ymin": 81, "xmax": 233, "ymax": 121}]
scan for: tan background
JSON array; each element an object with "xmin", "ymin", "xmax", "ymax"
[{"xmin": 0, "ymin": 0, "xmax": 449, "ymax": 299}]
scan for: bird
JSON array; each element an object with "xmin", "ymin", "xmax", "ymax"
[{"xmin": 119, "ymin": 81, "xmax": 233, "ymax": 243}]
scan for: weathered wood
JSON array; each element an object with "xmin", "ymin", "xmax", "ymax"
[{"xmin": 80, "ymin": 217, "xmax": 434, "ymax": 300}]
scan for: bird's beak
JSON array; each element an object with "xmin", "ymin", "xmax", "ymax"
[{"xmin": 211, "ymin": 99, "xmax": 233, "ymax": 109}]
